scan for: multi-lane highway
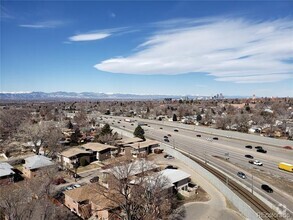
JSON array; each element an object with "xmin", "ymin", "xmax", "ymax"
[{"xmin": 98, "ymin": 115, "xmax": 293, "ymax": 216}]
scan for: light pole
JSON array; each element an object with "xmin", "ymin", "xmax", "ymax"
[{"xmin": 251, "ymin": 173, "xmax": 254, "ymax": 194}]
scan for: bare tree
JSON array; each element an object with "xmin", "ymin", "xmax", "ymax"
[{"xmin": 97, "ymin": 159, "xmax": 185, "ymax": 220}]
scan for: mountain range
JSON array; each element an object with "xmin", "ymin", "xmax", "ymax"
[{"xmin": 0, "ymin": 91, "xmax": 217, "ymax": 101}]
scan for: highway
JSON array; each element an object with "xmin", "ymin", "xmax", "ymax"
[{"xmin": 98, "ymin": 115, "xmax": 293, "ymax": 217}]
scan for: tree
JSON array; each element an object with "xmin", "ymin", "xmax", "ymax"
[
  {"xmin": 173, "ymin": 114, "xmax": 178, "ymax": 121},
  {"xmin": 96, "ymin": 159, "xmax": 185, "ymax": 220},
  {"xmin": 101, "ymin": 123, "xmax": 112, "ymax": 136},
  {"xmin": 134, "ymin": 125, "xmax": 145, "ymax": 140},
  {"xmin": 70, "ymin": 128, "xmax": 82, "ymax": 145},
  {"xmin": 66, "ymin": 120, "xmax": 73, "ymax": 129},
  {"xmin": 196, "ymin": 114, "xmax": 202, "ymax": 122}
]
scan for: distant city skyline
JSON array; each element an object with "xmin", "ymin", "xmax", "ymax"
[{"xmin": 1, "ymin": 1, "xmax": 293, "ymax": 97}]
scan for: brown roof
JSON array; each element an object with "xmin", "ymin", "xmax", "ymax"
[
  {"xmin": 117, "ymin": 137, "xmax": 143, "ymax": 145},
  {"xmin": 60, "ymin": 147, "xmax": 91, "ymax": 158},
  {"xmin": 82, "ymin": 142, "xmax": 117, "ymax": 152},
  {"xmin": 64, "ymin": 184, "xmax": 120, "ymax": 209},
  {"xmin": 126, "ymin": 139, "xmax": 159, "ymax": 150}
]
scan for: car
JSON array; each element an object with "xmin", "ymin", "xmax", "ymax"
[
  {"xmin": 167, "ymin": 134, "xmax": 171, "ymax": 137},
  {"xmin": 245, "ymin": 145, "xmax": 252, "ymax": 149},
  {"xmin": 123, "ymin": 125, "xmax": 125, "ymax": 128},
  {"xmin": 73, "ymin": 184, "xmax": 81, "ymax": 189},
  {"xmin": 226, "ymin": 135, "xmax": 231, "ymax": 138},
  {"xmin": 206, "ymin": 138, "xmax": 212, "ymax": 141},
  {"xmin": 131, "ymin": 123, "xmax": 134, "ymax": 126},
  {"xmin": 164, "ymin": 138, "xmax": 169, "ymax": 142},
  {"xmin": 213, "ymin": 137, "xmax": 219, "ymax": 140},
  {"xmin": 165, "ymin": 165, "xmax": 178, "ymax": 169},
  {"xmin": 174, "ymin": 129, "xmax": 179, "ymax": 132},
  {"xmin": 65, "ymin": 186, "xmax": 74, "ymax": 191},
  {"xmin": 164, "ymin": 136, "xmax": 168, "ymax": 139},
  {"xmin": 253, "ymin": 160, "xmax": 263, "ymax": 166},
  {"xmin": 249, "ymin": 160, "xmax": 254, "ymax": 164},
  {"xmin": 237, "ymin": 172, "xmax": 246, "ymax": 179},
  {"xmin": 245, "ymin": 154, "xmax": 254, "ymax": 159},
  {"xmin": 257, "ymin": 149, "xmax": 267, "ymax": 153},
  {"xmin": 255, "ymin": 146, "xmax": 263, "ymax": 149},
  {"xmin": 196, "ymin": 134, "xmax": 201, "ymax": 137},
  {"xmin": 118, "ymin": 121, "xmax": 120, "ymax": 123},
  {"xmin": 164, "ymin": 154, "xmax": 170, "ymax": 158},
  {"xmin": 160, "ymin": 127, "xmax": 163, "ymax": 129},
  {"xmin": 90, "ymin": 176, "xmax": 100, "ymax": 183},
  {"xmin": 166, "ymin": 155, "xmax": 174, "ymax": 159},
  {"xmin": 261, "ymin": 184, "xmax": 273, "ymax": 193},
  {"xmin": 73, "ymin": 173, "xmax": 81, "ymax": 178}
]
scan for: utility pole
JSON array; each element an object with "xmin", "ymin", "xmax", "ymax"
[{"xmin": 251, "ymin": 174, "xmax": 254, "ymax": 194}]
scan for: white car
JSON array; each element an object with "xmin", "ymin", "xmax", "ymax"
[
  {"xmin": 253, "ymin": 160, "xmax": 263, "ymax": 166},
  {"xmin": 73, "ymin": 184, "xmax": 81, "ymax": 188}
]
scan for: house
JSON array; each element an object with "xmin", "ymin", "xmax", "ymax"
[
  {"xmin": 81, "ymin": 142, "xmax": 118, "ymax": 161},
  {"xmin": 59, "ymin": 148, "xmax": 91, "ymax": 168},
  {"xmin": 101, "ymin": 159, "xmax": 159, "ymax": 188},
  {"xmin": 22, "ymin": 155, "xmax": 54, "ymax": 178},
  {"xmin": 124, "ymin": 139, "xmax": 159, "ymax": 157},
  {"xmin": 159, "ymin": 169, "xmax": 191, "ymax": 191},
  {"xmin": 0, "ymin": 162, "xmax": 15, "ymax": 185},
  {"xmin": 116, "ymin": 137, "xmax": 144, "ymax": 146},
  {"xmin": 64, "ymin": 183, "xmax": 120, "ymax": 219}
]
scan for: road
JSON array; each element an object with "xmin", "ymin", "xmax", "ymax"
[{"xmin": 98, "ymin": 115, "xmax": 293, "ymax": 217}]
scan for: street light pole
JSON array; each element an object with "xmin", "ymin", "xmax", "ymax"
[{"xmin": 251, "ymin": 174, "xmax": 254, "ymax": 194}]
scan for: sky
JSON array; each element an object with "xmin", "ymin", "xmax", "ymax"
[{"xmin": 1, "ymin": 1, "xmax": 293, "ymax": 97}]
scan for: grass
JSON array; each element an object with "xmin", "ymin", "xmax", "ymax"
[{"xmin": 77, "ymin": 163, "xmax": 101, "ymax": 173}]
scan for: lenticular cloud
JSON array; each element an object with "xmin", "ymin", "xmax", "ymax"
[{"xmin": 95, "ymin": 18, "xmax": 293, "ymax": 83}]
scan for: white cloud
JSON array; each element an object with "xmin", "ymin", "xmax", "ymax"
[
  {"xmin": 19, "ymin": 20, "xmax": 65, "ymax": 29},
  {"xmin": 69, "ymin": 33, "xmax": 111, "ymax": 41},
  {"xmin": 95, "ymin": 17, "xmax": 293, "ymax": 83}
]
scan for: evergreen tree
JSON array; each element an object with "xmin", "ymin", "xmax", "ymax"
[
  {"xmin": 70, "ymin": 128, "xmax": 82, "ymax": 145},
  {"xmin": 134, "ymin": 125, "xmax": 145, "ymax": 140},
  {"xmin": 172, "ymin": 114, "xmax": 178, "ymax": 121},
  {"xmin": 67, "ymin": 120, "xmax": 73, "ymax": 129},
  {"xmin": 196, "ymin": 114, "xmax": 202, "ymax": 122},
  {"xmin": 101, "ymin": 123, "xmax": 112, "ymax": 136}
]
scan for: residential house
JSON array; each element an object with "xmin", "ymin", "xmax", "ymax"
[
  {"xmin": 124, "ymin": 139, "xmax": 159, "ymax": 157},
  {"xmin": 81, "ymin": 142, "xmax": 118, "ymax": 161},
  {"xmin": 159, "ymin": 169, "xmax": 191, "ymax": 191},
  {"xmin": 22, "ymin": 155, "xmax": 55, "ymax": 178},
  {"xmin": 64, "ymin": 183, "xmax": 120, "ymax": 219},
  {"xmin": 0, "ymin": 162, "xmax": 15, "ymax": 185},
  {"xmin": 59, "ymin": 148, "xmax": 91, "ymax": 168}
]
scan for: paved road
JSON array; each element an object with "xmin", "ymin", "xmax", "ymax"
[{"xmin": 98, "ymin": 116, "xmax": 293, "ymax": 216}]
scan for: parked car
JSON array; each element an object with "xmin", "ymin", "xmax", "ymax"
[
  {"xmin": 249, "ymin": 160, "xmax": 254, "ymax": 164},
  {"xmin": 131, "ymin": 123, "xmax": 134, "ymax": 126},
  {"xmin": 255, "ymin": 146, "xmax": 263, "ymax": 149},
  {"xmin": 65, "ymin": 186, "xmax": 74, "ymax": 191},
  {"xmin": 73, "ymin": 184, "xmax": 81, "ymax": 189},
  {"xmin": 166, "ymin": 155, "xmax": 174, "ymax": 159},
  {"xmin": 174, "ymin": 129, "xmax": 179, "ymax": 132},
  {"xmin": 245, "ymin": 155, "xmax": 254, "ymax": 159},
  {"xmin": 237, "ymin": 172, "xmax": 246, "ymax": 179},
  {"xmin": 73, "ymin": 173, "xmax": 81, "ymax": 178},
  {"xmin": 261, "ymin": 184, "xmax": 273, "ymax": 193},
  {"xmin": 196, "ymin": 134, "xmax": 201, "ymax": 137},
  {"xmin": 90, "ymin": 176, "xmax": 99, "ymax": 183},
  {"xmin": 160, "ymin": 127, "xmax": 163, "ymax": 129},
  {"xmin": 164, "ymin": 138, "xmax": 170, "ymax": 142},
  {"xmin": 167, "ymin": 134, "xmax": 172, "ymax": 137},
  {"xmin": 165, "ymin": 165, "xmax": 178, "ymax": 169},
  {"xmin": 245, "ymin": 145, "xmax": 252, "ymax": 149},
  {"xmin": 53, "ymin": 177, "xmax": 66, "ymax": 185},
  {"xmin": 164, "ymin": 136, "xmax": 168, "ymax": 139},
  {"xmin": 257, "ymin": 149, "xmax": 267, "ymax": 153},
  {"xmin": 213, "ymin": 137, "xmax": 219, "ymax": 140}
]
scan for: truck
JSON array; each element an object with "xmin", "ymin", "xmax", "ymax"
[{"xmin": 278, "ymin": 162, "xmax": 293, "ymax": 172}]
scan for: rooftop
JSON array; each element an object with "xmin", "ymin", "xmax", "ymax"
[
  {"xmin": 159, "ymin": 169, "xmax": 191, "ymax": 184},
  {"xmin": 117, "ymin": 137, "xmax": 143, "ymax": 145},
  {"xmin": 82, "ymin": 142, "xmax": 117, "ymax": 152},
  {"xmin": 60, "ymin": 147, "xmax": 91, "ymax": 158},
  {"xmin": 24, "ymin": 155, "xmax": 54, "ymax": 170},
  {"xmin": 0, "ymin": 162, "xmax": 15, "ymax": 177},
  {"xmin": 125, "ymin": 139, "xmax": 159, "ymax": 149}
]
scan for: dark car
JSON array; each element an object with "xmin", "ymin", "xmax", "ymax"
[
  {"xmin": 245, "ymin": 145, "xmax": 252, "ymax": 149},
  {"xmin": 255, "ymin": 146, "xmax": 263, "ymax": 149},
  {"xmin": 213, "ymin": 137, "xmax": 219, "ymax": 140},
  {"xmin": 90, "ymin": 176, "xmax": 99, "ymax": 183},
  {"xmin": 167, "ymin": 134, "xmax": 172, "ymax": 137},
  {"xmin": 165, "ymin": 165, "xmax": 178, "ymax": 169},
  {"xmin": 160, "ymin": 127, "xmax": 163, "ymax": 129},
  {"xmin": 174, "ymin": 129, "xmax": 179, "ymax": 132},
  {"xmin": 164, "ymin": 136, "xmax": 168, "ymax": 139},
  {"xmin": 248, "ymin": 160, "xmax": 254, "ymax": 164},
  {"xmin": 164, "ymin": 138, "xmax": 169, "ymax": 142},
  {"xmin": 261, "ymin": 184, "xmax": 273, "ymax": 193},
  {"xmin": 196, "ymin": 134, "xmax": 201, "ymax": 137},
  {"xmin": 237, "ymin": 172, "xmax": 246, "ymax": 179},
  {"xmin": 73, "ymin": 173, "xmax": 81, "ymax": 179},
  {"xmin": 257, "ymin": 149, "xmax": 267, "ymax": 153},
  {"xmin": 245, "ymin": 155, "xmax": 254, "ymax": 159},
  {"xmin": 131, "ymin": 123, "xmax": 134, "ymax": 126}
]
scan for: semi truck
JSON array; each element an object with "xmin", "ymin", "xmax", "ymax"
[{"xmin": 278, "ymin": 162, "xmax": 293, "ymax": 172}]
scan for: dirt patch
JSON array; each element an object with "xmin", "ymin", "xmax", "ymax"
[{"xmin": 183, "ymin": 186, "xmax": 211, "ymax": 203}]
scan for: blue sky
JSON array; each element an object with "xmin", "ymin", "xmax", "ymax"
[{"xmin": 1, "ymin": 1, "xmax": 293, "ymax": 97}]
